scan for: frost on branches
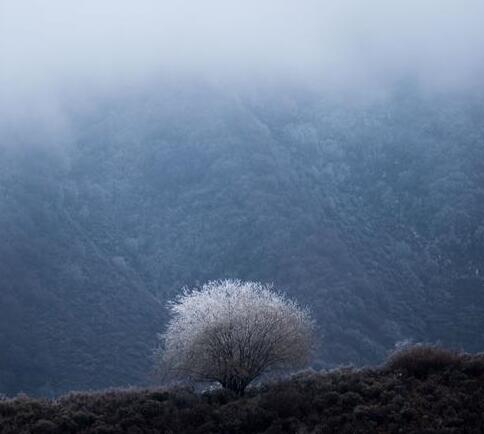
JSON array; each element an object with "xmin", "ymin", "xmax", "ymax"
[{"xmin": 156, "ymin": 279, "xmax": 315, "ymax": 394}]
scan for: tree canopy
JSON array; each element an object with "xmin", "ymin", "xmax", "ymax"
[{"xmin": 157, "ymin": 280, "xmax": 314, "ymax": 394}]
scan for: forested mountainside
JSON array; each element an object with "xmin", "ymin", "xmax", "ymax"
[{"xmin": 1, "ymin": 83, "xmax": 483, "ymax": 396}]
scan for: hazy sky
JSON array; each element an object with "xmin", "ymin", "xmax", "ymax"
[{"xmin": 1, "ymin": 0, "xmax": 484, "ymax": 105}]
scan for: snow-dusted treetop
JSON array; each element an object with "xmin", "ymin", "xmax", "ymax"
[{"xmin": 156, "ymin": 279, "xmax": 315, "ymax": 394}]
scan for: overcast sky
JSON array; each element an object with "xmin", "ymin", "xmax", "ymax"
[{"xmin": 1, "ymin": 0, "xmax": 484, "ymax": 105}]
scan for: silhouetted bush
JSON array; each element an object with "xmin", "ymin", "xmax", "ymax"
[
  {"xmin": 32, "ymin": 419, "xmax": 57, "ymax": 434},
  {"xmin": 385, "ymin": 344, "xmax": 463, "ymax": 378},
  {"xmin": 462, "ymin": 353, "xmax": 484, "ymax": 376}
]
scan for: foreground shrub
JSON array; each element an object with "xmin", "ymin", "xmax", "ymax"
[
  {"xmin": 2, "ymin": 354, "xmax": 484, "ymax": 433},
  {"xmin": 385, "ymin": 344, "xmax": 463, "ymax": 378}
]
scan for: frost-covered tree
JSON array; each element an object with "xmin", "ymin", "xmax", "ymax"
[{"xmin": 156, "ymin": 279, "xmax": 314, "ymax": 394}]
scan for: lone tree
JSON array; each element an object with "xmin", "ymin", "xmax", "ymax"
[{"xmin": 156, "ymin": 279, "xmax": 314, "ymax": 395}]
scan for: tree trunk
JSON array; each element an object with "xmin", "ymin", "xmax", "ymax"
[{"xmin": 221, "ymin": 376, "xmax": 250, "ymax": 395}]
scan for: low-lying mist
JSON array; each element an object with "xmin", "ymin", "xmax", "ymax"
[
  {"xmin": 2, "ymin": 0, "xmax": 484, "ymax": 103},
  {"xmin": 2, "ymin": 0, "xmax": 484, "ymax": 147}
]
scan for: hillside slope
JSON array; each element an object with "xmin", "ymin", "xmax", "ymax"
[{"xmin": 1, "ymin": 84, "xmax": 484, "ymax": 395}]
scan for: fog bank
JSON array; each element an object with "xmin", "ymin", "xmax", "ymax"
[{"xmin": 1, "ymin": 0, "xmax": 484, "ymax": 95}]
